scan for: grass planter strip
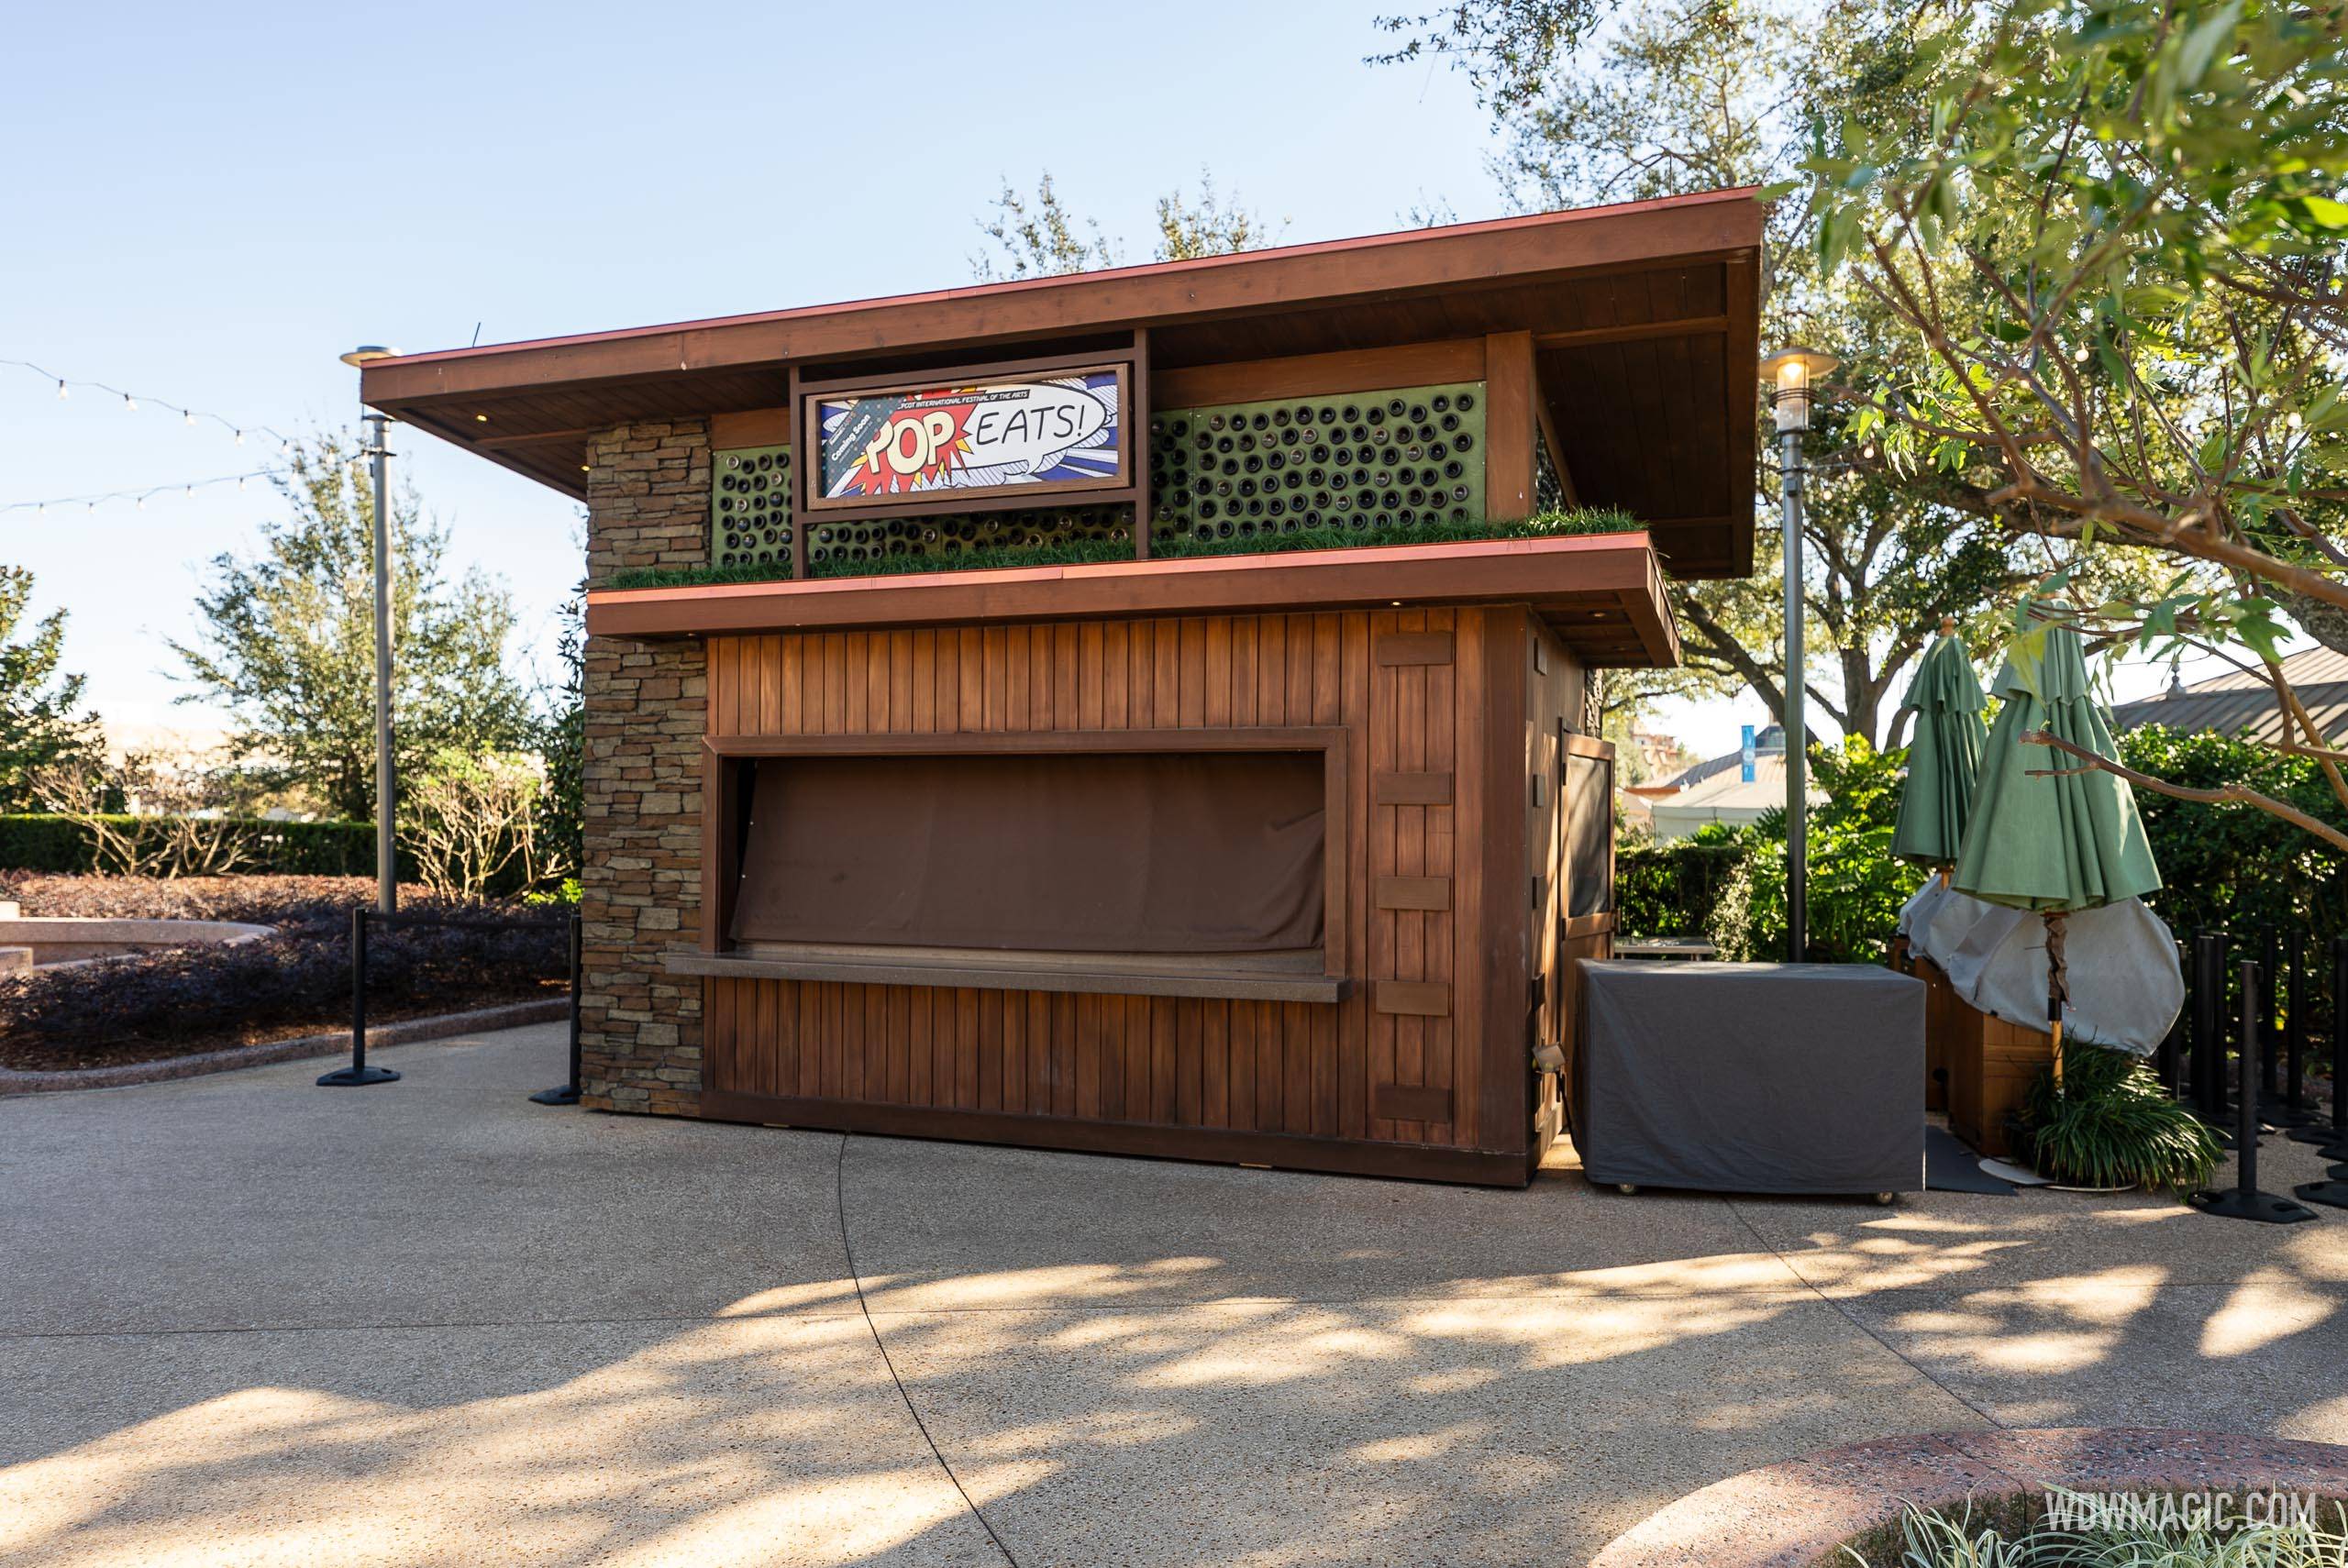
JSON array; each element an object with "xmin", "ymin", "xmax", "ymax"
[{"xmin": 611, "ymin": 507, "xmax": 1643, "ymax": 591}]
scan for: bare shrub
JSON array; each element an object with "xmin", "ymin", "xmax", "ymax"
[{"xmin": 402, "ymin": 750, "xmax": 568, "ymax": 900}]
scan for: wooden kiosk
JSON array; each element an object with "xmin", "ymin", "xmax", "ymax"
[{"xmin": 360, "ymin": 189, "xmax": 1767, "ymax": 1187}]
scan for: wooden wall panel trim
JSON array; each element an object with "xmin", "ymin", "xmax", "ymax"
[
  {"xmin": 1373, "ymin": 772, "xmax": 1452, "ymax": 805},
  {"xmin": 710, "ymin": 408, "xmax": 792, "ymax": 449},
  {"xmin": 586, "ymin": 533, "xmax": 1667, "ymax": 646},
  {"xmin": 1424, "ymin": 606, "xmax": 1459, "ymax": 1146},
  {"xmin": 1376, "ymin": 876, "xmax": 1451, "ymax": 911},
  {"xmin": 700, "ymin": 606, "xmax": 1514, "ymax": 1165},
  {"xmin": 1485, "ymin": 331, "xmax": 1537, "ymax": 522},
  {"xmin": 1373, "ymin": 981, "xmax": 1451, "ymax": 1016},
  {"xmin": 1476, "ymin": 607, "xmax": 1532, "ymax": 1157},
  {"xmin": 1374, "ymin": 631, "xmax": 1455, "ymax": 667},
  {"xmin": 1154, "ymin": 339, "xmax": 1486, "ymax": 410},
  {"xmin": 1374, "ymin": 1083, "xmax": 1455, "ymax": 1123}
]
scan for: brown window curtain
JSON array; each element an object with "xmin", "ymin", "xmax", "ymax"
[{"xmin": 731, "ymin": 752, "xmax": 1325, "ymax": 954}]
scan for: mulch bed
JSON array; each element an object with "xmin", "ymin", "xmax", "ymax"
[{"xmin": 0, "ymin": 874, "xmax": 570, "ymax": 1073}]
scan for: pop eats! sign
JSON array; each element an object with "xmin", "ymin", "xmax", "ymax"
[{"xmin": 815, "ymin": 369, "xmax": 1124, "ymax": 504}]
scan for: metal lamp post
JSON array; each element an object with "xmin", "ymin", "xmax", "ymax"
[
  {"xmin": 338, "ymin": 347, "xmax": 401, "ymax": 917},
  {"xmin": 1758, "ymin": 346, "xmax": 1837, "ymax": 963}
]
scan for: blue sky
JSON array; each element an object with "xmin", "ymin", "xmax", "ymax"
[
  {"xmin": 1, "ymin": 1, "xmax": 1531, "ymax": 745},
  {"xmin": 0, "ymin": 0, "xmax": 2201, "ymax": 768}
]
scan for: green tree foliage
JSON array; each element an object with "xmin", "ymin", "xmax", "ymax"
[
  {"xmin": 169, "ymin": 436, "xmax": 533, "ymax": 819},
  {"xmin": 1801, "ymin": 0, "xmax": 2348, "ymax": 794},
  {"xmin": 1708, "ymin": 737, "xmax": 1924, "ymax": 959},
  {"xmin": 0, "ymin": 566, "xmax": 99, "ymax": 812},
  {"xmin": 969, "ymin": 171, "xmax": 1121, "ymax": 281},
  {"xmin": 1399, "ymin": 0, "xmax": 2089, "ymax": 746},
  {"xmin": 971, "ymin": 170, "xmax": 1280, "ymax": 281},
  {"xmin": 2120, "ymin": 723, "xmax": 2348, "ymax": 944},
  {"xmin": 1154, "ymin": 171, "xmax": 1281, "ymax": 260},
  {"xmin": 534, "ymin": 587, "xmax": 585, "ymax": 886},
  {"xmin": 1370, "ymin": 0, "xmax": 1650, "ymax": 114}
]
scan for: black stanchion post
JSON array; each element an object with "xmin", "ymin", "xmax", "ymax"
[
  {"xmin": 2260, "ymin": 926, "xmax": 2281, "ymax": 1097},
  {"xmin": 2156, "ymin": 941, "xmax": 2186, "ymax": 1099},
  {"xmin": 2191, "ymin": 932, "xmax": 2232, "ymax": 1135},
  {"xmin": 2324, "ymin": 936, "xmax": 2348, "ymax": 1162},
  {"xmin": 2191, "ymin": 959, "xmax": 2312, "ymax": 1221},
  {"xmin": 2288, "ymin": 929, "xmax": 2331, "ymax": 1140},
  {"xmin": 530, "ymin": 910, "xmax": 584, "ymax": 1107},
  {"xmin": 2298, "ymin": 942, "xmax": 2348, "ymax": 1207},
  {"xmin": 318, "ymin": 905, "xmax": 400, "ymax": 1088},
  {"xmin": 2280, "ymin": 932, "xmax": 2315, "ymax": 1127}
]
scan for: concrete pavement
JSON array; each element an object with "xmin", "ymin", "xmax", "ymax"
[{"xmin": 4, "ymin": 1022, "xmax": 2345, "ymax": 1566}]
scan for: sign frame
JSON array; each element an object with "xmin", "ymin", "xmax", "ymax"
[{"xmin": 795, "ymin": 350, "xmax": 1137, "ymax": 523}]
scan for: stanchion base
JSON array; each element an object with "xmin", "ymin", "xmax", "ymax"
[
  {"xmin": 2187, "ymin": 1187, "xmax": 2317, "ymax": 1223},
  {"xmin": 528, "ymin": 1085, "xmax": 581, "ymax": 1106},
  {"xmin": 2285, "ymin": 1122, "xmax": 2342, "ymax": 1144},
  {"xmin": 316, "ymin": 1066, "xmax": 401, "ymax": 1088},
  {"xmin": 2296, "ymin": 1179, "xmax": 2348, "ymax": 1211}
]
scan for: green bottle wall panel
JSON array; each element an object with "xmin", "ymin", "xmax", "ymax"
[
  {"xmin": 1149, "ymin": 382, "xmax": 1486, "ymax": 546},
  {"xmin": 804, "ymin": 504, "xmax": 1130, "ymax": 572},
  {"xmin": 712, "ymin": 443, "xmax": 1129, "ymax": 574},
  {"xmin": 709, "ymin": 380, "xmax": 1487, "ymax": 574},
  {"xmin": 713, "ymin": 447, "xmax": 795, "ymax": 575}
]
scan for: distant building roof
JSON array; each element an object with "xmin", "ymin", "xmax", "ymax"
[
  {"xmin": 2110, "ymin": 646, "xmax": 2348, "ymax": 745},
  {"xmin": 1647, "ymin": 748, "xmax": 1824, "ymax": 841},
  {"xmin": 1664, "ymin": 723, "xmax": 1785, "ymax": 790}
]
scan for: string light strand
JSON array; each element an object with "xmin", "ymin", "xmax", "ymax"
[
  {"xmin": 0, "ymin": 469, "xmax": 282, "ymax": 517},
  {"xmin": 2, "ymin": 359, "xmax": 297, "ymax": 452}
]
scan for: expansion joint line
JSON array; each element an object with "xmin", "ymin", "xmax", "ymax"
[
  {"xmin": 835, "ymin": 1133, "xmax": 1024, "ymax": 1567},
  {"xmin": 1721, "ymin": 1197, "xmax": 2008, "ymax": 1430}
]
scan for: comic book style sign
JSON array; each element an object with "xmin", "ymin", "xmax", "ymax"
[{"xmin": 815, "ymin": 369, "xmax": 1123, "ymax": 502}]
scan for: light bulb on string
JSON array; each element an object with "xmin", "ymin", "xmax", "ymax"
[
  {"xmin": 233, "ymin": 429, "xmax": 244, "ymax": 446},
  {"xmin": 123, "ymin": 393, "xmax": 137, "ymax": 412},
  {"xmin": 183, "ymin": 410, "xmax": 196, "ymax": 426},
  {"xmin": 135, "ymin": 495, "xmax": 145, "ymax": 510},
  {"xmin": 55, "ymin": 381, "xmax": 67, "ymax": 400}
]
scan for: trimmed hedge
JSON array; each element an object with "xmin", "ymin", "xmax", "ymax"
[
  {"xmin": 0, "ymin": 814, "xmax": 413, "ymax": 878},
  {"xmin": 0, "ymin": 889, "xmax": 566, "ymax": 1069},
  {"xmin": 1616, "ymin": 841, "xmax": 1745, "ymax": 937}
]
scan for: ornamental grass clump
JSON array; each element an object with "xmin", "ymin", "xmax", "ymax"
[
  {"xmin": 2016, "ymin": 1042, "xmax": 2221, "ymax": 1194},
  {"xmin": 1846, "ymin": 1497, "xmax": 2348, "ymax": 1566}
]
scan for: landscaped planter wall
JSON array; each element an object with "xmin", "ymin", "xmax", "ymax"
[{"xmin": 0, "ymin": 915, "xmax": 274, "ymax": 968}]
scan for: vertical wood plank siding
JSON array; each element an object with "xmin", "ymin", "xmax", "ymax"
[{"xmin": 703, "ymin": 607, "xmax": 1534, "ymax": 1160}]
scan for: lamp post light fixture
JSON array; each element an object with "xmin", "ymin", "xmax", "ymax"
[
  {"xmin": 338, "ymin": 346, "xmax": 402, "ymax": 919},
  {"xmin": 1758, "ymin": 346, "xmax": 1838, "ymax": 963}
]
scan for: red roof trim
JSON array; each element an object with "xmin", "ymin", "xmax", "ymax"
[{"xmin": 375, "ymin": 188, "xmax": 1765, "ymax": 369}]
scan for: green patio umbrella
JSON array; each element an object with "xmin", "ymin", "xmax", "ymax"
[
  {"xmin": 1891, "ymin": 617, "xmax": 1988, "ymax": 874},
  {"xmin": 1953, "ymin": 619, "xmax": 2162, "ymax": 1084}
]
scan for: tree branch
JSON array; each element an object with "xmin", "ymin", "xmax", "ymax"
[{"xmin": 2021, "ymin": 729, "xmax": 2348, "ymax": 854}]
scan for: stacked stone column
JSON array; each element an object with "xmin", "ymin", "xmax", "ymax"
[{"xmin": 580, "ymin": 419, "xmax": 710, "ymax": 1113}]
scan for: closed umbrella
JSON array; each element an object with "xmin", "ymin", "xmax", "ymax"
[
  {"xmin": 1953, "ymin": 620, "xmax": 2162, "ymax": 1084},
  {"xmin": 1891, "ymin": 616, "xmax": 1988, "ymax": 875}
]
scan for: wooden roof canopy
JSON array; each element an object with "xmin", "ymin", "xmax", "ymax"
[{"xmin": 360, "ymin": 187, "xmax": 1767, "ymax": 580}]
